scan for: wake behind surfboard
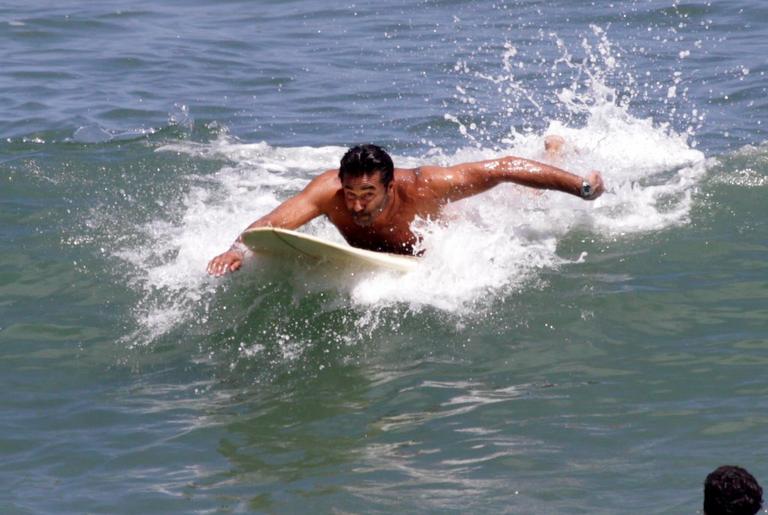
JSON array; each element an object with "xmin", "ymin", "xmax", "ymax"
[{"xmin": 241, "ymin": 227, "xmax": 419, "ymax": 272}]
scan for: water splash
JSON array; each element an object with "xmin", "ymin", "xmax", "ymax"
[{"xmin": 98, "ymin": 29, "xmax": 707, "ymax": 347}]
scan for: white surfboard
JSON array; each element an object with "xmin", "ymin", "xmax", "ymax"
[{"xmin": 241, "ymin": 227, "xmax": 419, "ymax": 272}]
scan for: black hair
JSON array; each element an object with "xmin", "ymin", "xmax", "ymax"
[
  {"xmin": 338, "ymin": 144, "xmax": 394, "ymax": 187},
  {"xmin": 704, "ymin": 466, "xmax": 763, "ymax": 515}
]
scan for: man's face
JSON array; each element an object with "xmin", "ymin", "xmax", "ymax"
[{"xmin": 341, "ymin": 171, "xmax": 392, "ymax": 227}]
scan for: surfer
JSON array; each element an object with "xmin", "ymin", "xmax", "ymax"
[{"xmin": 207, "ymin": 137, "xmax": 604, "ymax": 276}]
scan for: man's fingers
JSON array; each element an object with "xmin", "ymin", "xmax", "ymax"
[
  {"xmin": 230, "ymin": 258, "xmax": 243, "ymax": 272},
  {"xmin": 208, "ymin": 256, "xmax": 228, "ymax": 276},
  {"xmin": 586, "ymin": 170, "xmax": 605, "ymax": 199},
  {"xmin": 206, "ymin": 255, "xmax": 243, "ymax": 277}
]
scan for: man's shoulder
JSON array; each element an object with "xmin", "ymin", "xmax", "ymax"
[
  {"xmin": 307, "ymin": 169, "xmax": 342, "ymax": 192},
  {"xmin": 396, "ymin": 165, "xmax": 447, "ymax": 185},
  {"xmin": 395, "ymin": 166, "xmax": 449, "ymax": 206},
  {"xmin": 315, "ymin": 168, "xmax": 341, "ymax": 182},
  {"xmin": 301, "ymin": 169, "xmax": 342, "ymax": 209},
  {"xmin": 407, "ymin": 165, "xmax": 453, "ymax": 194}
]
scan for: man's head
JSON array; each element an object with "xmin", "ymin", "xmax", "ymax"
[
  {"xmin": 338, "ymin": 144, "xmax": 395, "ymax": 226},
  {"xmin": 704, "ymin": 465, "xmax": 763, "ymax": 515}
]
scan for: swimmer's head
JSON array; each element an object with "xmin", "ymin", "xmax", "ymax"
[
  {"xmin": 339, "ymin": 145, "xmax": 395, "ymax": 226},
  {"xmin": 338, "ymin": 144, "xmax": 394, "ymax": 187},
  {"xmin": 704, "ymin": 465, "xmax": 763, "ymax": 515}
]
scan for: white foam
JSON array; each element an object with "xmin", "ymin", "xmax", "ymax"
[
  {"xmin": 115, "ymin": 118, "xmax": 703, "ymax": 343},
  {"xmin": 105, "ymin": 35, "xmax": 708, "ymax": 342},
  {"xmin": 107, "ymin": 141, "xmax": 350, "ymax": 343}
]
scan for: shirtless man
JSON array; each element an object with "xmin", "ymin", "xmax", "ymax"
[{"xmin": 207, "ymin": 139, "xmax": 604, "ymax": 276}]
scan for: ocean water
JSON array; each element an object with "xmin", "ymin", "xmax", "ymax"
[{"xmin": 2, "ymin": 1, "xmax": 767, "ymax": 513}]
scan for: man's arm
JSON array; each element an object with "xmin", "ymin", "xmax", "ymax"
[
  {"xmin": 419, "ymin": 156, "xmax": 604, "ymax": 204},
  {"xmin": 206, "ymin": 171, "xmax": 336, "ymax": 277}
]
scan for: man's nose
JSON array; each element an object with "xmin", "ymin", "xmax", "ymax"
[{"xmin": 352, "ymin": 200, "xmax": 364, "ymax": 212}]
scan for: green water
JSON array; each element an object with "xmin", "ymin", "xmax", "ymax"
[{"xmin": 4, "ymin": 1, "xmax": 768, "ymax": 512}]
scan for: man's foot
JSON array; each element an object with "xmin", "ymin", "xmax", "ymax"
[{"xmin": 544, "ymin": 135, "xmax": 565, "ymax": 157}]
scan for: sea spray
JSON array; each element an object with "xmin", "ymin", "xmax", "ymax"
[{"xmin": 99, "ymin": 30, "xmax": 707, "ymax": 352}]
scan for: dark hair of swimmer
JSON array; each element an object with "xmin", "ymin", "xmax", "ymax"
[
  {"xmin": 704, "ymin": 465, "xmax": 763, "ymax": 515},
  {"xmin": 339, "ymin": 144, "xmax": 395, "ymax": 187}
]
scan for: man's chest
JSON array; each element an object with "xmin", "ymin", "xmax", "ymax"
[{"xmin": 327, "ymin": 212, "xmax": 417, "ymax": 254}]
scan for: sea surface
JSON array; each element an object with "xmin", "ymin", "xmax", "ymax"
[{"xmin": 2, "ymin": 1, "xmax": 767, "ymax": 513}]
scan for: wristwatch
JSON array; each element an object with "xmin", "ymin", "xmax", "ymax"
[{"xmin": 580, "ymin": 178, "xmax": 593, "ymax": 199}]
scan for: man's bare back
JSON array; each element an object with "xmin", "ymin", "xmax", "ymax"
[{"xmin": 207, "ymin": 141, "xmax": 604, "ymax": 276}]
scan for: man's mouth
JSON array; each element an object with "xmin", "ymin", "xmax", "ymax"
[{"xmin": 352, "ymin": 214, "xmax": 372, "ymax": 226}]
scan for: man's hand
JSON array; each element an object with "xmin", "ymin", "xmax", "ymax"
[
  {"xmin": 207, "ymin": 249, "xmax": 244, "ymax": 277},
  {"xmin": 584, "ymin": 171, "xmax": 605, "ymax": 200}
]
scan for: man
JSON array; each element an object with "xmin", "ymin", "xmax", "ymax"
[
  {"xmin": 704, "ymin": 465, "xmax": 763, "ymax": 515},
  {"xmin": 207, "ymin": 140, "xmax": 604, "ymax": 276}
]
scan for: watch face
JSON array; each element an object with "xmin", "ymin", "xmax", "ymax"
[{"xmin": 582, "ymin": 182, "xmax": 591, "ymax": 197}]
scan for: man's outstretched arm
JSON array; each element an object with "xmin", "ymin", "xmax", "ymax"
[
  {"xmin": 420, "ymin": 155, "xmax": 604, "ymax": 204},
  {"xmin": 206, "ymin": 171, "xmax": 335, "ymax": 277}
]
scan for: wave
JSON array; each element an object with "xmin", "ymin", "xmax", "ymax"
[{"xmin": 89, "ymin": 32, "xmax": 708, "ymax": 350}]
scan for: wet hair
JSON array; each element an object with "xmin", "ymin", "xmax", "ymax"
[
  {"xmin": 338, "ymin": 144, "xmax": 394, "ymax": 187},
  {"xmin": 704, "ymin": 466, "xmax": 763, "ymax": 515}
]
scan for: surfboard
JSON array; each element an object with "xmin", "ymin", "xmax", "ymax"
[{"xmin": 241, "ymin": 227, "xmax": 419, "ymax": 272}]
